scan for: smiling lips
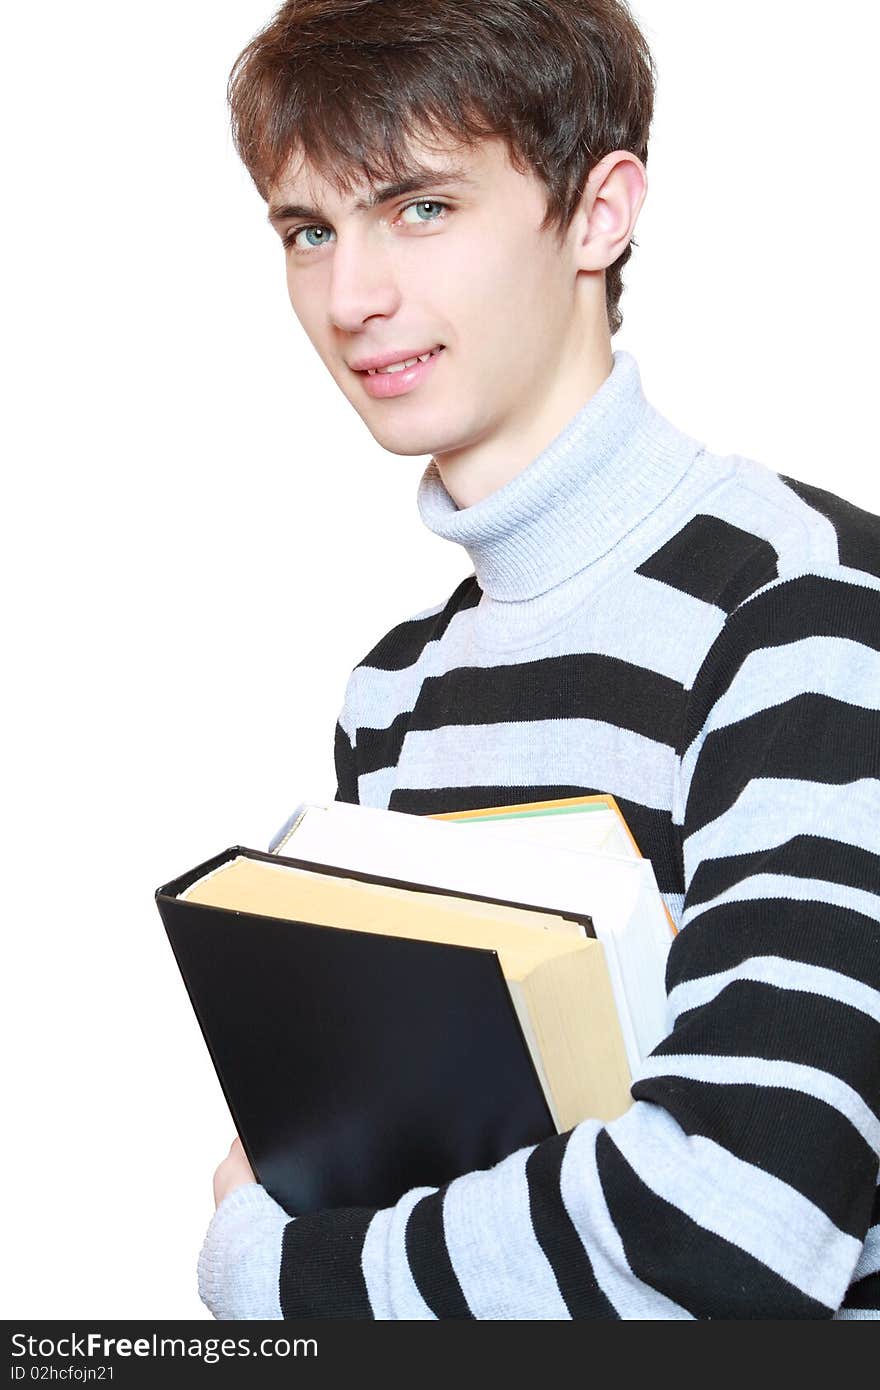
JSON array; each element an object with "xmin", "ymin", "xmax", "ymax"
[{"xmin": 353, "ymin": 345, "xmax": 445, "ymax": 399}]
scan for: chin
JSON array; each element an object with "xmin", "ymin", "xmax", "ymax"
[{"xmin": 366, "ymin": 411, "xmax": 465, "ymax": 461}]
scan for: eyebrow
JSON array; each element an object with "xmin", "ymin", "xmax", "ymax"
[{"xmin": 266, "ymin": 165, "xmax": 476, "ymax": 226}]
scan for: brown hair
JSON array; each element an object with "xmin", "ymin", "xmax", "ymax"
[{"xmin": 228, "ymin": 0, "xmax": 656, "ymax": 334}]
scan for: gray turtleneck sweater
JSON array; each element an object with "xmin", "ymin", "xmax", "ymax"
[{"xmin": 198, "ymin": 351, "xmax": 880, "ymax": 1319}]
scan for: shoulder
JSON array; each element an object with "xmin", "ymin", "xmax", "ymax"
[
  {"xmin": 670, "ymin": 460, "xmax": 880, "ymax": 738},
  {"xmin": 704, "ymin": 454, "xmax": 880, "ymax": 585},
  {"xmin": 707, "ymin": 460, "xmax": 880, "ymax": 649},
  {"xmin": 641, "ymin": 454, "xmax": 879, "ymax": 634},
  {"xmin": 681, "ymin": 562, "xmax": 880, "ymax": 752},
  {"xmin": 354, "ymin": 573, "xmax": 481, "ymax": 674},
  {"xmin": 772, "ymin": 473, "xmax": 880, "ymax": 581}
]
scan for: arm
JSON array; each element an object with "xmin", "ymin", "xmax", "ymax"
[{"xmin": 200, "ymin": 569, "xmax": 880, "ymax": 1318}]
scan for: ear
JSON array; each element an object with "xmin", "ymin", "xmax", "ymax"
[{"xmin": 571, "ymin": 151, "xmax": 648, "ymax": 272}]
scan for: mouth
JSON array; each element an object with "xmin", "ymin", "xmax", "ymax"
[
  {"xmin": 353, "ymin": 344, "xmax": 446, "ymax": 400},
  {"xmin": 351, "ymin": 345, "xmax": 445, "ymax": 375}
]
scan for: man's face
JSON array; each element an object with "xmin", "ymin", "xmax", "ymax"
[{"xmin": 267, "ymin": 134, "xmax": 584, "ymax": 463}]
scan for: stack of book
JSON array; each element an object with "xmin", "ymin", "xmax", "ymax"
[{"xmin": 156, "ymin": 795, "xmax": 673, "ymax": 1215}]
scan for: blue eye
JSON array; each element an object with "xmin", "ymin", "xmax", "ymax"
[
  {"xmin": 282, "ymin": 198, "xmax": 450, "ymax": 254},
  {"xmin": 400, "ymin": 199, "xmax": 449, "ymax": 225},
  {"xmin": 283, "ymin": 225, "xmax": 335, "ymax": 252}
]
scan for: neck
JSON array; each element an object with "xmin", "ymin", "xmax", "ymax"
[
  {"xmin": 433, "ymin": 336, "xmax": 614, "ymax": 509},
  {"xmin": 417, "ymin": 349, "xmax": 704, "ymax": 602}
]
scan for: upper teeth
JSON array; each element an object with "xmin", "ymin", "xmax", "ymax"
[{"xmin": 368, "ymin": 348, "xmax": 441, "ymax": 375}]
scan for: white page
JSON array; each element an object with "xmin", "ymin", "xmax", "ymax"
[{"xmin": 445, "ymin": 806, "xmax": 638, "ymax": 858}]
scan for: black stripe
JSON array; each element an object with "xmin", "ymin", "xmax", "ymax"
[
  {"xmin": 630, "ymin": 1074, "xmax": 877, "ymax": 1238},
  {"xmin": 386, "ymin": 778, "xmax": 656, "ymax": 817},
  {"xmin": 653, "ymin": 981, "xmax": 880, "ymax": 1110},
  {"xmin": 389, "ymin": 782, "xmax": 605, "ymax": 815},
  {"xmin": 840, "ymin": 1271, "xmax": 880, "ymax": 1310},
  {"xmin": 780, "ymin": 475, "xmax": 880, "ymax": 580},
  {"xmin": 686, "ymin": 834, "xmax": 880, "ymax": 909},
  {"xmin": 333, "ymin": 721, "xmax": 359, "ymax": 804},
  {"xmin": 404, "ymin": 1186, "xmax": 474, "ymax": 1318},
  {"xmin": 525, "ymin": 1131, "xmax": 618, "ymax": 1319},
  {"xmin": 280, "ymin": 1207, "xmax": 374, "ymax": 1318},
  {"xmin": 360, "ymin": 577, "xmax": 481, "ymax": 672},
  {"xmin": 682, "ymin": 575, "xmax": 880, "ymax": 747},
  {"xmin": 684, "ymin": 694, "xmax": 880, "ymax": 835},
  {"xmin": 636, "ymin": 515, "xmax": 779, "ymax": 611},
  {"xmin": 611, "ymin": 796, "xmax": 683, "ymax": 892},
  {"xmin": 595, "ymin": 1132, "xmax": 831, "ymax": 1318},
  {"xmin": 402, "ymin": 653, "xmax": 685, "ymax": 746},
  {"xmin": 667, "ymin": 897, "xmax": 880, "ymax": 995},
  {"xmin": 356, "ymin": 709, "xmax": 411, "ymax": 776}
]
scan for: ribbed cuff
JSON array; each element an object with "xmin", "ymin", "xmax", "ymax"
[{"xmin": 197, "ymin": 1183, "xmax": 291, "ymax": 1320}]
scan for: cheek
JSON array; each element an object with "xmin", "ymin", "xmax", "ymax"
[
  {"xmin": 425, "ymin": 250, "xmax": 527, "ymax": 347},
  {"xmin": 285, "ymin": 279, "xmax": 327, "ymax": 350}
]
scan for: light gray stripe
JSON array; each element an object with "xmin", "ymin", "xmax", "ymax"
[
  {"xmin": 343, "ymin": 660, "xmax": 435, "ymax": 741},
  {"xmin": 360, "ymin": 1189, "xmax": 439, "ymax": 1320},
  {"xmin": 833, "ymin": 1307, "xmax": 880, "ymax": 1319},
  {"xmin": 563, "ymin": 572, "xmax": 723, "ymax": 684},
  {"xmin": 443, "ymin": 1143, "xmax": 571, "ymax": 1318},
  {"xmin": 360, "ymin": 1209, "xmax": 394, "ymax": 1319},
  {"xmin": 357, "ymin": 763, "xmax": 399, "ymax": 809},
  {"xmin": 338, "ymin": 701, "xmax": 359, "ymax": 744},
  {"xmin": 683, "ymin": 778, "xmax": 880, "ymax": 878},
  {"xmin": 682, "ymin": 873, "xmax": 880, "ymax": 930},
  {"xmin": 667, "ymin": 955, "xmax": 880, "ymax": 1029},
  {"xmin": 447, "ymin": 573, "xmax": 720, "ymax": 683},
  {"xmin": 635, "ymin": 1054, "xmax": 880, "ymax": 1156},
  {"xmin": 708, "ymin": 461, "xmax": 839, "ymax": 569},
  {"xmin": 386, "ymin": 718, "xmax": 676, "ymax": 810},
  {"xmin": 852, "ymin": 1224, "xmax": 880, "ymax": 1283},
  {"xmin": 680, "ymin": 636, "xmax": 880, "ymax": 800},
  {"xmin": 711, "ymin": 635, "xmax": 879, "ymax": 728},
  {"xmin": 340, "ymin": 602, "xmax": 476, "ymax": 739},
  {"xmin": 408, "ymin": 599, "xmax": 452, "ymax": 624},
  {"xmin": 559, "ymin": 1119, "xmax": 693, "ymax": 1318},
  {"xmin": 832, "ymin": 563, "xmax": 880, "ymax": 594},
  {"xmin": 607, "ymin": 1104, "xmax": 859, "ymax": 1309}
]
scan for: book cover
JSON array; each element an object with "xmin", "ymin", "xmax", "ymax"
[{"xmin": 157, "ymin": 846, "xmax": 561, "ymax": 1214}]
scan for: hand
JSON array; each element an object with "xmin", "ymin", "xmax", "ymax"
[{"xmin": 212, "ymin": 1136, "xmax": 257, "ymax": 1209}]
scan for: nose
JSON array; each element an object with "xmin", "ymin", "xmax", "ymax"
[{"xmin": 327, "ymin": 226, "xmax": 401, "ymax": 332}]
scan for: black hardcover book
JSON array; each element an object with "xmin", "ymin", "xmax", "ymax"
[{"xmin": 156, "ymin": 846, "xmax": 574, "ymax": 1215}]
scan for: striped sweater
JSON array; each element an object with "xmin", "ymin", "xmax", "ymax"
[{"xmin": 198, "ymin": 350, "xmax": 880, "ymax": 1319}]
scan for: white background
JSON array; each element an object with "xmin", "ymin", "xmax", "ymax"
[{"xmin": 3, "ymin": 1, "xmax": 878, "ymax": 1317}]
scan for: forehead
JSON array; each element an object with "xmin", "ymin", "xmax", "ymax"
[{"xmin": 266, "ymin": 132, "xmax": 520, "ymax": 216}]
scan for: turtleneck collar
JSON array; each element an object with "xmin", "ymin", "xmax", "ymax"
[{"xmin": 416, "ymin": 350, "xmax": 701, "ymax": 601}]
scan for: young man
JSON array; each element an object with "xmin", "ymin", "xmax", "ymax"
[{"xmin": 198, "ymin": 0, "xmax": 880, "ymax": 1318}]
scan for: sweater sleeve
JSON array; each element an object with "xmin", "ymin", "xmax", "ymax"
[{"xmin": 202, "ymin": 568, "xmax": 880, "ymax": 1319}]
